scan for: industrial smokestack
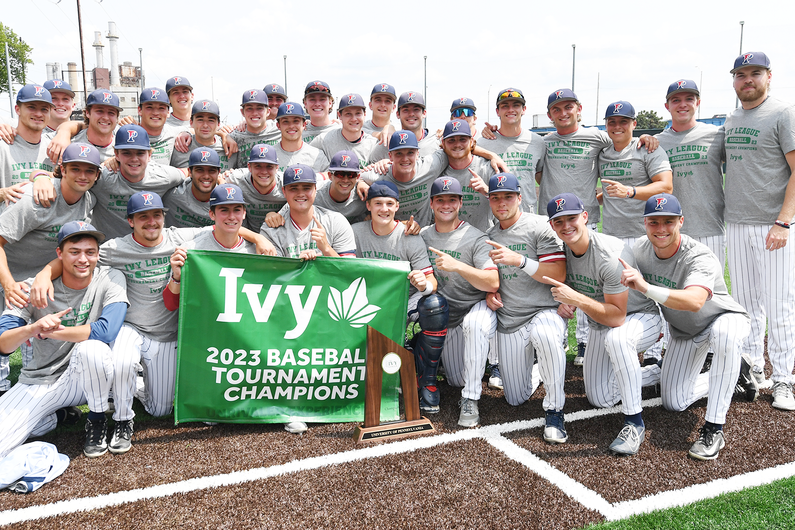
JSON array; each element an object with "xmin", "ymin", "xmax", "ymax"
[
  {"xmin": 67, "ymin": 62, "xmax": 79, "ymax": 92},
  {"xmin": 92, "ymin": 31, "xmax": 104, "ymax": 69},
  {"xmin": 107, "ymin": 22, "xmax": 120, "ymax": 87},
  {"xmin": 46, "ymin": 63, "xmax": 57, "ymax": 81}
]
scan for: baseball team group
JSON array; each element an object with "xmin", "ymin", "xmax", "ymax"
[{"xmin": 0, "ymin": 49, "xmax": 791, "ymax": 467}]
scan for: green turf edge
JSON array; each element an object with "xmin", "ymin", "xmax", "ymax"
[{"xmin": 580, "ymin": 475, "xmax": 795, "ymax": 530}]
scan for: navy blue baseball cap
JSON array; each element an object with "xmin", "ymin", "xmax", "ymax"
[
  {"xmin": 283, "ymin": 164, "xmax": 317, "ymax": 186},
  {"xmin": 188, "ymin": 147, "xmax": 221, "ymax": 168},
  {"xmin": 165, "ymin": 76, "xmax": 192, "ymax": 94},
  {"xmin": 370, "ymin": 83, "xmax": 397, "ymax": 100},
  {"xmin": 397, "ymin": 91, "xmax": 425, "ymax": 109},
  {"xmin": 140, "ymin": 87, "xmax": 170, "ymax": 107},
  {"xmin": 57, "ymin": 221, "xmax": 105, "ymax": 246},
  {"xmin": 450, "ymin": 97, "xmax": 476, "ymax": 113},
  {"xmin": 265, "ymin": 83, "xmax": 287, "ymax": 98},
  {"xmin": 329, "ymin": 150, "xmax": 361, "ymax": 173},
  {"xmin": 191, "ymin": 99, "xmax": 220, "ymax": 118},
  {"xmin": 366, "ymin": 181, "xmax": 399, "ymax": 201},
  {"xmin": 85, "ymin": 89, "xmax": 122, "ymax": 110},
  {"xmin": 210, "ymin": 184, "xmax": 246, "ymax": 206},
  {"xmin": 241, "ymin": 88, "xmax": 269, "ymax": 107},
  {"xmin": 666, "ymin": 79, "xmax": 699, "ymax": 100},
  {"xmin": 547, "ymin": 193, "xmax": 585, "ymax": 220},
  {"xmin": 43, "ymin": 79, "xmax": 75, "ymax": 98},
  {"xmin": 389, "ymin": 130, "xmax": 419, "ymax": 151},
  {"xmin": 431, "ymin": 176, "xmax": 463, "ymax": 197},
  {"xmin": 442, "ymin": 119, "xmax": 471, "ymax": 139},
  {"xmin": 489, "ymin": 173, "xmax": 521, "ymax": 194},
  {"xmin": 304, "ymin": 80, "xmax": 332, "ymax": 96},
  {"xmin": 496, "ymin": 87, "xmax": 526, "ymax": 106},
  {"xmin": 276, "ymin": 101, "xmax": 305, "ymax": 120},
  {"xmin": 62, "ymin": 142, "xmax": 101, "ymax": 168},
  {"xmin": 547, "ymin": 88, "xmax": 578, "ymax": 109},
  {"xmin": 127, "ymin": 191, "xmax": 167, "ymax": 216},
  {"xmin": 644, "ymin": 193, "xmax": 682, "ymax": 217},
  {"xmin": 731, "ymin": 51, "xmax": 771, "ymax": 74},
  {"xmin": 16, "ymin": 84, "xmax": 52, "ymax": 106},
  {"xmin": 248, "ymin": 143, "xmax": 278, "ymax": 165},
  {"xmin": 604, "ymin": 101, "xmax": 636, "ymax": 120},
  {"xmin": 115, "ymin": 124, "xmax": 151, "ymax": 150},
  {"xmin": 338, "ymin": 93, "xmax": 366, "ymax": 110}
]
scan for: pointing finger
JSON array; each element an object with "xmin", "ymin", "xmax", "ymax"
[
  {"xmin": 428, "ymin": 246, "xmax": 444, "ymax": 256},
  {"xmin": 618, "ymin": 257, "xmax": 631, "ymax": 270},
  {"xmin": 542, "ymin": 276, "xmax": 565, "ymax": 287},
  {"xmin": 486, "ymin": 240, "xmax": 504, "ymax": 249}
]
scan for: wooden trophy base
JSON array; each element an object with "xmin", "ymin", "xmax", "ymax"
[{"xmin": 353, "ymin": 418, "xmax": 435, "ymax": 443}]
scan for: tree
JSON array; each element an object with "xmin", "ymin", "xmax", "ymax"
[
  {"xmin": 0, "ymin": 23, "xmax": 34, "ymax": 95},
  {"xmin": 635, "ymin": 110, "xmax": 668, "ymax": 130}
]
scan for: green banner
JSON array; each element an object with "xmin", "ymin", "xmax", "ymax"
[{"xmin": 174, "ymin": 251, "xmax": 410, "ymax": 424}]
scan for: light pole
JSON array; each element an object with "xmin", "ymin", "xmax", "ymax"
[
  {"xmin": 138, "ymin": 48, "xmax": 143, "ymax": 94},
  {"xmin": 283, "ymin": 55, "xmax": 287, "ymax": 93},
  {"xmin": 736, "ymin": 21, "xmax": 744, "ymax": 109},
  {"xmin": 487, "ymin": 84, "xmax": 492, "ymax": 124},
  {"xmin": 423, "ymin": 56, "xmax": 427, "ymax": 130},
  {"xmin": 571, "ymin": 44, "xmax": 576, "ymax": 91}
]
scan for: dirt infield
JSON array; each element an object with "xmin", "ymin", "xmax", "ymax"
[{"xmin": 1, "ymin": 360, "xmax": 793, "ymax": 529}]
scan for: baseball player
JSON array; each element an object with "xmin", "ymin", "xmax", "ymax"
[
  {"xmin": 42, "ymin": 80, "xmax": 76, "ymax": 133},
  {"xmin": 271, "ymin": 102, "xmax": 329, "ymax": 172},
  {"xmin": 136, "ymin": 87, "xmax": 187, "ymax": 164},
  {"xmin": 165, "ymin": 76, "xmax": 194, "ymax": 127},
  {"xmin": 363, "ymin": 83, "xmax": 397, "ymax": 135},
  {"xmin": 396, "ymin": 91, "xmax": 439, "ymax": 156},
  {"xmin": 310, "ymin": 94, "xmax": 387, "ymax": 169},
  {"xmin": 229, "ymin": 89, "xmax": 281, "ymax": 167},
  {"xmin": 621, "ymin": 193, "xmax": 757, "ymax": 460},
  {"xmin": 485, "ymin": 173, "xmax": 568, "ymax": 443},
  {"xmin": 46, "ymin": 89, "xmax": 123, "ymax": 163},
  {"xmin": 313, "ymin": 150, "xmax": 368, "ymax": 223},
  {"xmin": 170, "ymin": 100, "xmax": 238, "ymax": 171},
  {"xmin": 545, "ymin": 193, "xmax": 663, "ymax": 455},
  {"xmin": 0, "ymin": 221, "xmax": 129, "ymax": 459},
  {"xmin": 264, "ymin": 83, "xmax": 288, "ymax": 120},
  {"xmin": 0, "ymin": 142, "xmax": 99, "ymax": 393},
  {"xmin": 449, "ymin": 97, "xmax": 478, "ymax": 137},
  {"xmin": 724, "ymin": 52, "xmax": 795, "ymax": 410},
  {"xmin": 302, "ymin": 81, "xmax": 339, "ymax": 143},
  {"xmin": 224, "ymin": 144, "xmax": 287, "ymax": 232},
  {"xmin": 421, "ymin": 177, "xmax": 498, "ymax": 426},
  {"xmin": 352, "ymin": 181, "xmax": 448, "ymax": 413},
  {"xmin": 164, "ymin": 148, "xmax": 222, "ymax": 228}
]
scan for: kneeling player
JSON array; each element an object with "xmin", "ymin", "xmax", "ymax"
[{"xmin": 621, "ymin": 194, "xmax": 757, "ymax": 460}]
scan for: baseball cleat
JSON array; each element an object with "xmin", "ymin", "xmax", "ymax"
[
  {"xmin": 83, "ymin": 418, "xmax": 108, "ymax": 458},
  {"xmin": 109, "ymin": 419, "xmax": 134, "ymax": 454},
  {"xmin": 609, "ymin": 423, "xmax": 644, "ymax": 456},
  {"xmin": 543, "ymin": 410, "xmax": 568, "ymax": 444},
  {"xmin": 573, "ymin": 343, "xmax": 586, "ymax": 367},
  {"xmin": 752, "ymin": 365, "xmax": 773, "ymax": 389},
  {"xmin": 458, "ymin": 398, "xmax": 479, "ymax": 427},
  {"xmin": 772, "ymin": 382, "xmax": 795, "ymax": 411},
  {"xmin": 488, "ymin": 364, "xmax": 503, "ymax": 390},
  {"xmin": 736, "ymin": 353, "xmax": 760, "ymax": 402},
  {"xmin": 419, "ymin": 394, "xmax": 440, "ymax": 414},
  {"xmin": 688, "ymin": 424, "xmax": 725, "ymax": 460}
]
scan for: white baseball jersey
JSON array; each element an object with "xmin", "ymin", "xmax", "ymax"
[{"xmin": 477, "ymin": 129, "xmax": 545, "ymax": 213}]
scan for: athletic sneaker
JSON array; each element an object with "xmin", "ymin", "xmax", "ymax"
[
  {"xmin": 543, "ymin": 410, "xmax": 568, "ymax": 444},
  {"xmin": 419, "ymin": 394, "xmax": 440, "ymax": 414},
  {"xmin": 688, "ymin": 424, "xmax": 725, "ymax": 460},
  {"xmin": 56, "ymin": 406, "xmax": 82, "ymax": 426},
  {"xmin": 701, "ymin": 352, "xmax": 713, "ymax": 373},
  {"xmin": 458, "ymin": 398, "xmax": 479, "ymax": 427},
  {"xmin": 736, "ymin": 353, "xmax": 760, "ymax": 402},
  {"xmin": 109, "ymin": 420, "xmax": 134, "ymax": 454},
  {"xmin": 83, "ymin": 418, "xmax": 108, "ymax": 458},
  {"xmin": 284, "ymin": 421, "xmax": 308, "ymax": 434},
  {"xmin": 488, "ymin": 364, "xmax": 503, "ymax": 390},
  {"xmin": 609, "ymin": 423, "xmax": 645, "ymax": 456},
  {"xmin": 772, "ymin": 382, "xmax": 795, "ymax": 411},
  {"xmin": 752, "ymin": 365, "xmax": 773, "ymax": 389},
  {"xmin": 573, "ymin": 343, "xmax": 586, "ymax": 367}
]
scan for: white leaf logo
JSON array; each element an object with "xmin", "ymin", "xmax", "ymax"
[{"xmin": 328, "ymin": 277, "xmax": 380, "ymax": 328}]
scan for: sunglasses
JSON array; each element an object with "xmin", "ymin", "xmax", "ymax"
[
  {"xmin": 452, "ymin": 108, "xmax": 476, "ymax": 118},
  {"xmin": 498, "ymin": 90, "xmax": 523, "ymax": 101},
  {"xmin": 333, "ymin": 171, "xmax": 359, "ymax": 179}
]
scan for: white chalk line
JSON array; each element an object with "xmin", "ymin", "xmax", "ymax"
[{"xmin": 1, "ymin": 396, "xmax": 792, "ymax": 526}]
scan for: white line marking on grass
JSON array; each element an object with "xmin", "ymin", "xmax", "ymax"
[{"xmin": 609, "ymin": 460, "xmax": 795, "ymax": 520}]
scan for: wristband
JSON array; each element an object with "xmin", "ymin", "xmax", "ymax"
[
  {"xmin": 520, "ymin": 256, "xmax": 539, "ymax": 277},
  {"xmin": 420, "ymin": 283, "xmax": 433, "ymax": 296},
  {"xmin": 775, "ymin": 220, "xmax": 790, "ymax": 229},
  {"xmin": 644, "ymin": 285, "xmax": 670, "ymax": 304},
  {"xmin": 626, "ymin": 186, "xmax": 636, "ymax": 198},
  {"xmin": 170, "ymin": 274, "xmax": 181, "ymax": 284},
  {"xmin": 32, "ymin": 172, "xmax": 52, "ymax": 182}
]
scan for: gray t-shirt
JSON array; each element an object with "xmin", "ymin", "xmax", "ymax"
[
  {"xmin": 310, "ymin": 129, "xmax": 388, "ymax": 168},
  {"xmin": 149, "ymin": 124, "xmax": 185, "ymax": 165},
  {"xmin": 477, "ymin": 129, "xmax": 546, "ymax": 213},
  {"xmin": 272, "ymin": 142, "xmax": 330, "ymax": 173},
  {"xmin": 656, "ymin": 123, "xmax": 725, "ymax": 238},
  {"xmin": 71, "ymin": 129, "xmax": 115, "ymax": 162},
  {"xmin": 724, "ymin": 97, "xmax": 795, "ymax": 225},
  {"xmin": 169, "ymin": 135, "xmax": 238, "ymax": 172},
  {"xmin": 633, "ymin": 234, "xmax": 748, "ymax": 339},
  {"xmin": 225, "ymin": 172, "xmax": 287, "ymax": 233},
  {"xmin": 314, "ymin": 184, "xmax": 368, "ymax": 224},
  {"xmin": 420, "ymin": 221, "xmax": 496, "ymax": 328},
  {"xmin": 0, "ymin": 135, "xmax": 54, "ymax": 188},
  {"xmin": 438, "ymin": 155, "xmax": 495, "ymax": 232},
  {"xmin": 599, "ymin": 137, "xmax": 672, "ymax": 238},
  {"xmin": 564, "ymin": 230, "xmax": 657, "ymax": 331},
  {"xmin": 100, "ymin": 227, "xmax": 203, "ymax": 341},
  {"xmin": 362, "ymin": 120, "xmax": 394, "ymax": 135},
  {"xmin": 486, "ymin": 212, "xmax": 565, "ymax": 333},
  {"xmin": 182, "ymin": 229, "xmax": 257, "ymax": 253},
  {"xmin": 260, "ymin": 205, "xmax": 355, "ymax": 258},
  {"xmin": 231, "ymin": 123, "xmax": 282, "ymax": 168},
  {"xmin": 91, "ymin": 163, "xmax": 187, "ymax": 239},
  {"xmin": 166, "ymin": 114, "xmax": 190, "ymax": 128},
  {"xmin": 163, "ymin": 179, "xmax": 214, "ymax": 228},
  {"xmin": 417, "ymin": 130, "xmax": 441, "ymax": 157},
  {"xmin": 539, "ymin": 127, "xmax": 611, "ymax": 223},
  {"xmin": 0, "ymin": 180, "xmax": 95, "ymax": 280},
  {"xmin": 352, "ymin": 220, "xmax": 432, "ymax": 297},
  {"xmin": 8, "ymin": 267, "xmax": 128, "ymax": 385},
  {"xmin": 303, "ymin": 122, "xmax": 339, "ymax": 144}
]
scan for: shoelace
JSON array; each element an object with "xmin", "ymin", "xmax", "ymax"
[
  {"xmin": 617, "ymin": 424, "xmax": 639, "ymax": 443},
  {"xmin": 459, "ymin": 399, "xmax": 476, "ymax": 415},
  {"xmin": 114, "ymin": 422, "xmax": 133, "ymax": 440},
  {"xmin": 773, "ymin": 382, "xmax": 792, "ymax": 398},
  {"xmin": 86, "ymin": 421, "xmax": 106, "ymax": 443},
  {"xmin": 697, "ymin": 426, "xmax": 715, "ymax": 447}
]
